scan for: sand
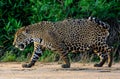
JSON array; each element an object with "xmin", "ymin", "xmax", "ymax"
[{"xmin": 0, "ymin": 62, "xmax": 120, "ymax": 79}]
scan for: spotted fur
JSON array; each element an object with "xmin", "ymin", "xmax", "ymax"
[{"xmin": 13, "ymin": 17, "xmax": 113, "ymax": 68}]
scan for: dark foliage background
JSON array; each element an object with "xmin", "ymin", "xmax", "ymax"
[{"xmin": 0, "ymin": 0, "xmax": 120, "ymax": 62}]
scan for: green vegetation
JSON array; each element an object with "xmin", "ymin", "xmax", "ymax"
[
  {"xmin": 0, "ymin": 0, "xmax": 120, "ymax": 62},
  {"xmin": 1, "ymin": 51, "xmax": 16, "ymax": 62}
]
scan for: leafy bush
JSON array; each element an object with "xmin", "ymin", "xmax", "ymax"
[
  {"xmin": 0, "ymin": 0, "xmax": 120, "ymax": 62},
  {"xmin": 1, "ymin": 51, "xmax": 16, "ymax": 62}
]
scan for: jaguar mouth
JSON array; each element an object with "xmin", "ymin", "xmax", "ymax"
[{"xmin": 18, "ymin": 44, "xmax": 25, "ymax": 51}]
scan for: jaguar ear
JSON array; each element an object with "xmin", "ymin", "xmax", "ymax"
[
  {"xmin": 22, "ymin": 26, "xmax": 30, "ymax": 35},
  {"xmin": 25, "ymin": 27, "xmax": 30, "ymax": 34}
]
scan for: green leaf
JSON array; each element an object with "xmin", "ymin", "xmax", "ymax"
[{"xmin": 64, "ymin": 0, "xmax": 73, "ymax": 7}]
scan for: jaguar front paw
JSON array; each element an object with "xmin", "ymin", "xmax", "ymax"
[
  {"xmin": 94, "ymin": 63, "xmax": 103, "ymax": 67},
  {"xmin": 22, "ymin": 63, "xmax": 34, "ymax": 68},
  {"xmin": 61, "ymin": 64, "xmax": 70, "ymax": 68}
]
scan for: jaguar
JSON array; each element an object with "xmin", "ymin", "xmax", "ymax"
[{"xmin": 13, "ymin": 17, "xmax": 113, "ymax": 68}]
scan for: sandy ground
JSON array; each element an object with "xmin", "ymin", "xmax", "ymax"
[{"xmin": 0, "ymin": 62, "xmax": 120, "ymax": 79}]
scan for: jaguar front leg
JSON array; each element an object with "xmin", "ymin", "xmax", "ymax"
[
  {"xmin": 60, "ymin": 50, "xmax": 70, "ymax": 68},
  {"xmin": 22, "ymin": 42, "xmax": 43, "ymax": 68}
]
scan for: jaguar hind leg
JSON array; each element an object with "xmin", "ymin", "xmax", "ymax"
[
  {"xmin": 94, "ymin": 52, "xmax": 107, "ymax": 67},
  {"xmin": 94, "ymin": 46, "xmax": 113, "ymax": 67},
  {"xmin": 107, "ymin": 47, "xmax": 113, "ymax": 67}
]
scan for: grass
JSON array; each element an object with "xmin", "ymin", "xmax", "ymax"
[{"xmin": 1, "ymin": 51, "xmax": 16, "ymax": 62}]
